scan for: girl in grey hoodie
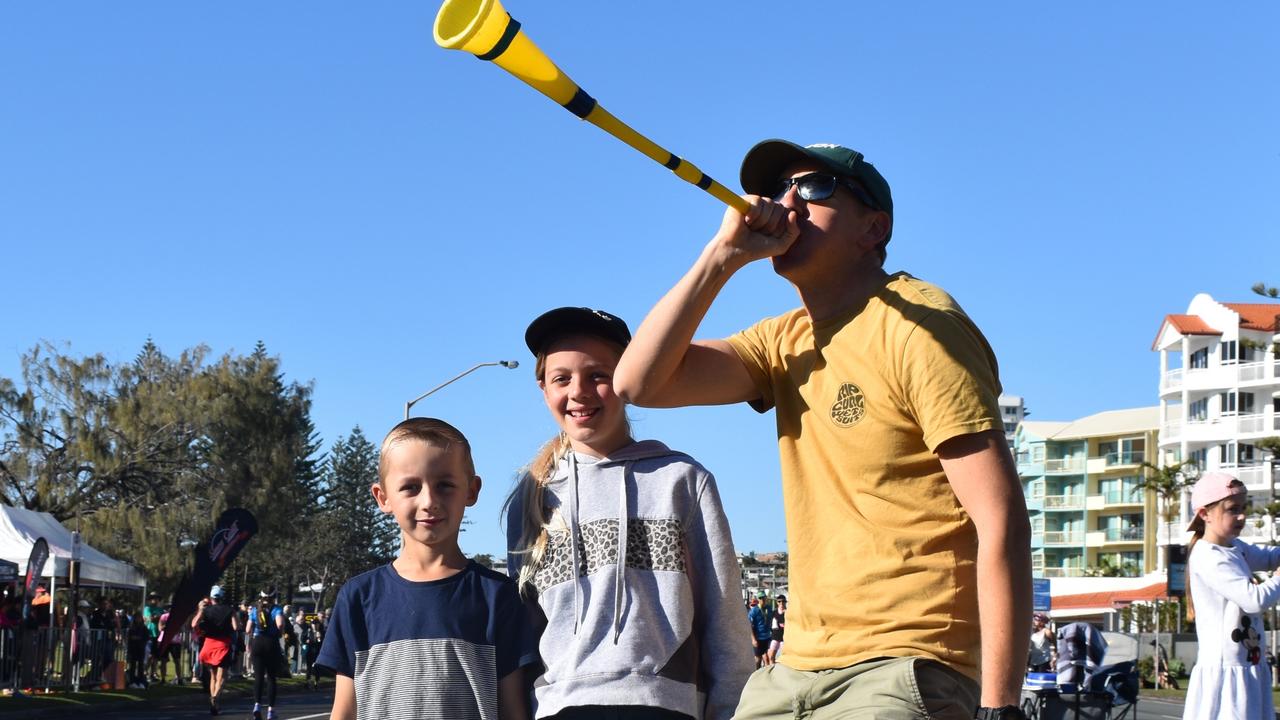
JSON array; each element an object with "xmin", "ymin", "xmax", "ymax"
[{"xmin": 506, "ymin": 307, "xmax": 752, "ymax": 720}]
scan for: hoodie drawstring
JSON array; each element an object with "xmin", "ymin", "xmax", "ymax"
[
  {"xmin": 568, "ymin": 454, "xmax": 583, "ymax": 635},
  {"xmin": 612, "ymin": 461, "xmax": 632, "ymax": 644}
]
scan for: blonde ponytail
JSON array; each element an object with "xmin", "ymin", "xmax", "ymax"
[
  {"xmin": 1185, "ymin": 519, "xmax": 1203, "ymax": 622},
  {"xmin": 504, "ymin": 431, "xmax": 571, "ymax": 599}
]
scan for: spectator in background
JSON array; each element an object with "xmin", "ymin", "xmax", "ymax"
[
  {"xmin": 1028, "ymin": 612, "xmax": 1055, "ymax": 673},
  {"xmin": 767, "ymin": 594, "xmax": 786, "ymax": 664},
  {"xmin": 157, "ymin": 604, "xmax": 186, "ymax": 684},
  {"xmin": 30, "ymin": 584, "xmax": 52, "ymax": 627},
  {"xmin": 249, "ymin": 588, "xmax": 287, "ymax": 720},
  {"xmin": 301, "ymin": 612, "xmax": 324, "ymax": 690},
  {"xmin": 290, "ymin": 608, "xmax": 306, "ymax": 674},
  {"xmin": 126, "ymin": 609, "xmax": 150, "ymax": 688},
  {"xmin": 193, "ymin": 585, "xmax": 238, "ymax": 715},
  {"xmin": 748, "ymin": 595, "xmax": 773, "ymax": 669},
  {"xmin": 237, "ymin": 600, "xmax": 252, "ymax": 678},
  {"xmin": 143, "ymin": 591, "xmax": 161, "ymax": 682}
]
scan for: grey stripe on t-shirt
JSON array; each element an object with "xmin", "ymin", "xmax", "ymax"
[{"xmin": 353, "ymin": 637, "xmax": 498, "ymax": 720}]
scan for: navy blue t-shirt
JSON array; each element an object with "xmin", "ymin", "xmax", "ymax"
[{"xmin": 317, "ymin": 561, "xmax": 538, "ymax": 720}]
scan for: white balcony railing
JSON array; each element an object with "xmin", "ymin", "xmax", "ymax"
[
  {"xmin": 1159, "ymin": 522, "xmax": 1188, "ymax": 544},
  {"xmin": 1100, "ymin": 451, "xmax": 1145, "ymax": 467},
  {"xmin": 1164, "ymin": 412, "xmax": 1280, "ymax": 442},
  {"xmin": 1043, "ymin": 531, "xmax": 1084, "ymax": 545},
  {"xmin": 1162, "ymin": 359, "xmax": 1280, "ymax": 392},
  {"xmin": 1101, "ymin": 489, "xmax": 1142, "ymax": 505},
  {"xmin": 1043, "ymin": 495, "xmax": 1085, "ymax": 510},
  {"xmin": 1102, "ymin": 526, "xmax": 1144, "ymax": 542},
  {"xmin": 1241, "ymin": 361, "xmax": 1280, "ymax": 383},
  {"xmin": 1041, "ymin": 567, "xmax": 1086, "ymax": 578},
  {"xmin": 1240, "ymin": 523, "xmax": 1276, "ymax": 542},
  {"xmin": 1224, "ymin": 463, "xmax": 1280, "ymax": 490},
  {"xmin": 1045, "ymin": 458, "xmax": 1086, "ymax": 473}
]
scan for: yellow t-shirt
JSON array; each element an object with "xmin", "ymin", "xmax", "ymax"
[{"xmin": 725, "ymin": 272, "xmax": 1003, "ymax": 679}]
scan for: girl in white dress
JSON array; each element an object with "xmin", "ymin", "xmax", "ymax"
[{"xmin": 1183, "ymin": 471, "xmax": 1280, "ymax": 720}]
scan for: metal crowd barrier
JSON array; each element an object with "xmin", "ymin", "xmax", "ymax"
[{"xmin": 0, "ymin": 627, "xmax": 203, "ymax": 692}]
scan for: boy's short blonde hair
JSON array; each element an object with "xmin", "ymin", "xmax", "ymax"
[{"xmin": 378, "ymin": 417, "xmax": 476, "ymax": 483}]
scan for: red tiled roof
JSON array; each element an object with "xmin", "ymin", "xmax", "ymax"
[
  {"xmin": 1052, "ymin": 582, "xmax": 1170, "ymax": 611},
  {"xmin": 1152, "ymin": 314, "xmax": 1222, "ymax": 350},
  {"xmin": 1224, "ymin": 303, "xmax": 1280, "ymax": 332},
  {"xmin": 1164, "ymin": 314, "xmax": 1222, "ymax": 336}
]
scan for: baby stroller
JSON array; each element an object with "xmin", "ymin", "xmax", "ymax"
[{"xmin": 1021, "ymin": 623, "xmax": 1138, "ymax": 720}]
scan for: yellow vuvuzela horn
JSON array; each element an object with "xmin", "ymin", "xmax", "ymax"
[{"xmin": 433, "ymin": 0, "xmax": 750, "ymax": 214}]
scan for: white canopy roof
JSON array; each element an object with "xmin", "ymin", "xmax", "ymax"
[{"xmin": 0, "ymin": 505, "xmax": 146, "ymax": 590}]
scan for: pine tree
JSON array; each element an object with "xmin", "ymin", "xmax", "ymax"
[{"xmin": 306, "ymin": 427, "xmax": 397, "ymax": 607}]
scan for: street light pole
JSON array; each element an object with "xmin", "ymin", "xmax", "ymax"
[{"xmin": 404, "ymin": 360, "xmax": 520, "ymax": 419}]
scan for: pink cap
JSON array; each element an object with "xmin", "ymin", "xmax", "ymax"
[{"xmin": 1186, "ymin": 471, "xmax": 1242, "ymax": 530}]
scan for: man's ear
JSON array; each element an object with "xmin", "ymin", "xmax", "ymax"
[
  {"xmin": 467, "ymin": 475, "xmax": 483, "ymax": 507},
  {"xmin": 850, "ymin": 209, "xmax": 890, "ymax": 258},
  {"xmin": 862, "ymin": 210, "xmax": 891, "ymax": 247}
]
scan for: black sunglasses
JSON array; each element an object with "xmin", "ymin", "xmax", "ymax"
[{"xmin": 771, "ymin": 172, "xmax": 877, "ymax": 209}]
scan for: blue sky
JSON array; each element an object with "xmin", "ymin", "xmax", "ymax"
[{"xmin": 3, "ymin": 2, "xmax": 1277, "ymax": 559}]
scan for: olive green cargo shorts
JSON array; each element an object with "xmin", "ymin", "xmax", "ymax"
[{"xmin": 732, "ymin": 656, "xmax": 979, "ymax": 719}]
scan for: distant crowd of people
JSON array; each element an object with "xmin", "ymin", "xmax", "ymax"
[{"xmin": 1, "ymin": 581, "xmax": 328, "ymax": 717}]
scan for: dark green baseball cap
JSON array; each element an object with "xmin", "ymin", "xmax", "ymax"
[{"xmin": 739, "ymin": 139, "xmax": 893, "ymax": 243}]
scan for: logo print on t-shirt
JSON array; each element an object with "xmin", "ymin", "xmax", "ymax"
[{"xmin": 830, "ymin": 383, "xmax": 866, "ymax": 427}]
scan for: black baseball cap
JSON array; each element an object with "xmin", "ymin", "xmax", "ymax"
[
  {"xmin": 740, "ymin": 139, "xmax": 893, "ymax": 243},
  {"xmin": 525, "ymin": 307, "xmax": 631, "ymax": 356}
]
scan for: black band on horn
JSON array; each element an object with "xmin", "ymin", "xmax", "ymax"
[
  {"xmin": 563, "ymin": 88, "xmax": 598, "ymax": 119},
  {"xmin": 663, "ymin": 154, "xmax": 681, "ymax": 170},
  {"xmin": 696, "ymin": 174, "xmax": 713, "ymax": 190},
  {"xmin": 477, "ymin": 14, "xmax": 521, "ymax": 61}
]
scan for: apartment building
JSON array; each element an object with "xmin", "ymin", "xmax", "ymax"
[
  {"xmin": 999, "ymin": 393, "xmax": 1026, "ymax": 449},
  {"xmin": 1153, "ymin": 293, "xmax": 1280, "ymax": 540},
  {"xmin": 738, "ymin": 552, "xmax": 788, "ymax": 600},
  {"xmin": 1016, "ymin": 407, "xmax": 1160, "ymax": 578}
]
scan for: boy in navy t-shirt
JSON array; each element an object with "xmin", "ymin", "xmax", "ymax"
[{"xmin": 318, "ymin": 418, "xmax": 538, "ymax": 720}]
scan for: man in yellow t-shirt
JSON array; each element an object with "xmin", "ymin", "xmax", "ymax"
[{"xmin": 614, "ymin": 140, "xmax": 1031, "ymax": 720}]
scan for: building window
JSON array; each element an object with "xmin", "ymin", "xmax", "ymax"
[
  {"xmin": 1190, "ymin": 348, "xmax": 1209, "ymax": 369},
  {"xmin": 1219, "ymin": 442, "xmax": 1235, "ymax": 466},
  {"xmin": 1101, "ymin": 476, "xmax": 1142, "ymax": 503},
  {"xmin": 1221, "ymin": 340, "xmax": 1238, "ymax": 364},
  {"xmin": 1189, "ymin": 398, "xmax": 1209, "ymax": 421},
  {"xmin": 1240, "ymin": 444, "xmax": 1257, "ymax": 464},
  {"xmin": 1189, "ymin": 448, "xmax": 1207, "ymax": 469},
  {"xmin": 1221, "ymin": 392, "xmax": 1237, "ymax": 416},
  {"xmin": 1120, "ymin": 437, "xmax": 1144, "ymax": 464},
  {"xmin": 1241, "ymin": 392, "xmax": 1256, "ymax": 415}
]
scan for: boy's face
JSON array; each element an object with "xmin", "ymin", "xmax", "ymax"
[{"xmin": 372, "ymin": 438, "xmax": 480, "ymax": 551}]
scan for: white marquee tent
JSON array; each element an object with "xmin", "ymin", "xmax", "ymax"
[{"xmin": 0, "ymin": 505, "xmax": 146, "ymax": 590}]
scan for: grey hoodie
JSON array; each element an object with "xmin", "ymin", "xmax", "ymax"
[{"xmin": 506, "ymin": 440, "xmax": 751, "ymax": 720}]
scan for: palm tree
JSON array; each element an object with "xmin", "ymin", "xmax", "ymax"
[
  {"xmin": 1133, "ymin": 461, "xmax": 1200, "ymax": 548},
  {"xmin": 1130, "ymin": 461, "xmax": 1201, "ymax": 688}
]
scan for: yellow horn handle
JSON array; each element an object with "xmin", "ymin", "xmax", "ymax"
[{"xmin": 434, "ymin": 0, "xmax": 750, "ymax": 215}]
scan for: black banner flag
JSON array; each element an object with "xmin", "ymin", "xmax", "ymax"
[
  {"xmin": 158, "ymin": 508, "xmax": 257, "ymax": 650},
  {"xmin": 20, "ymin": 537, "xmax": 48, "ymax": 623}
]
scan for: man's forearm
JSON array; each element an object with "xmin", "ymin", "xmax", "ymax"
[
  {"xmin": 613, "ymin": 241, "xmax": 741, "ymax": 403},
  {"xmin": 977, "ymin": 534, "xmax": 1032, "ymax": 707}
]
